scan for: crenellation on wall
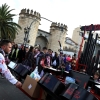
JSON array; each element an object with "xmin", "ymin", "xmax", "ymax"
[
  {"xmin": 15, "ymin": 8, "xmax": 41, "ymax": 45},
  {"xmin": 50, "ymin": 22, "xmax": 67, "ymax": 31},
  {"xmin": 15, "ymin": 8, "xmax": 68, "ymax": 53},
  {"xmin": 19, "ymin": 8, "xmax": 26, "ymax": 14},
  {"xmin": 30, "ymin": 10, "xmax": 33, "ymax": 14},
  {"xmin": 19, "ymin": 8, "xmax": 41, "ymax": 20},
  {"xmin": 49, "ymin": 22, "xmax": 68, "ymax": 52}
]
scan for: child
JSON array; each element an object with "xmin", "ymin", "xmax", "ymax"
[{"xmin": 93, "ymin": 72, "xmax": 100, "ymax": 82}]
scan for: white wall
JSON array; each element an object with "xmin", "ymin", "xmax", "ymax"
[{"xmin": 63, "ymin": 51, "xmax": 75, "ymax": 57}]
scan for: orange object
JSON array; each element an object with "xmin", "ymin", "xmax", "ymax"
[{"xmin": 75, "ymin": 29, "xmax": 86, "ymax": 71}]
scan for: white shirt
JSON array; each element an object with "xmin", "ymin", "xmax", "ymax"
[{"xmin": 0, "ymin": 53, "xmax": 18, "ymax": 85}]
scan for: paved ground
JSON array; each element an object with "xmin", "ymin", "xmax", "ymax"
[{"xmin": 0, "ymin": 75, "xmax": 31, "ymax": 100}]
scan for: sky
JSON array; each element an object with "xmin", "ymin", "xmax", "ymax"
[{"xmin": 1, "ymin": 0, "xmax": 100, "ymax": 38}]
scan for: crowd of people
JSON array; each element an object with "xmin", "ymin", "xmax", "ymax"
[
  {"xmin": 8, "ymin": 42, "xmax": 100, "ymax": 84},
  {"xmin": 0, "ymin": 39, "xmax": 78, "ymax": 88},
  {"xmin": 0, "ymin": 39, "xmax": 100, "ymax": 89},
  {"xmin": 8, "ymin": 42, "xmax": 77, "ymax": 74}
]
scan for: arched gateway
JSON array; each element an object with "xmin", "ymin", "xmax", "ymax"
[{"xmin": 35, "ymin": 36, "xmax": 48, "ymax": 49}]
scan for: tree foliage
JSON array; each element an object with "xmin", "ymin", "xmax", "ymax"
[{"xmin": 0, "ymin": 3, "xmax": 21, "ymax": 40}]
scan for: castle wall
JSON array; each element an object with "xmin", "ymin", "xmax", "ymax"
[
  {"xmin": 15, "ymin": 8, "xmax": 68, "ymax": 52},
  {"xmin": 72, "ymin": 27, "xmax": 82, "ymax": 45},
  {"xmin": 72, "ymin": 26, "xmax": 88, "ymax": 52},
  {"xmin": 49, "ymin": 22, "xmax": 67, "ymax": 52},
  {"xmin": 35, "ymin": 36, "xmax": 48, "ymax": 49},
  {"xmin": 14, "ymin": 9, "xmax": 41, "ymax": 46}
]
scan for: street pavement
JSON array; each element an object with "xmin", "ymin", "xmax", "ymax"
[{"xmin": 0, "ymin": 75, "xmax": 31, "ymax": 100}]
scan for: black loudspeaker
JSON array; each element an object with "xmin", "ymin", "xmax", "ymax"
[
  {"xmin": 60, "ymin": 83, "xmax": 78, "ymax": 100},
  {"xmin": 14, "ymin": 64, "xmax": 30, "ymax": 78},
  {"xmin": 69, "ymin": 70, "xmax": 90, "ymax": 88},
  {"xmin": 38, "ymin": 73, "xmax": 65, "ymax": 100},
  {"xmin": 61, "ymin": 83, "xmax": 98, "ymax": 100}
]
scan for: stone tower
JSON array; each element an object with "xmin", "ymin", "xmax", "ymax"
[
  {"xmin": 49, "ymin": 22, "xmax": 67, "ymax": 52},
  {"xmin": 14, "ymin": 8, "xmax": 41, "ymax": 46}
]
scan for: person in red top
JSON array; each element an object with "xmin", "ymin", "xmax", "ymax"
[{"xmin": 71, "ymin": 56, "xmax": 76, "ymax": 70}]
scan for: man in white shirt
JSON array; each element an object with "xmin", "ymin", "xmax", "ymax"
[{"xmin": 0, "ymin": 40, "xmax": 22, "ymax": 87}]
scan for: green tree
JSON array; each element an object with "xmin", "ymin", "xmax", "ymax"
[{"xmin": 0, "ymin": 3, "xmax": 21, "ymax": 40}]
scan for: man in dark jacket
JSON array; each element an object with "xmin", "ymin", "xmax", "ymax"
[{"xmin": 36, "ymin": 47, "xmax": 48, "ymax": 74}]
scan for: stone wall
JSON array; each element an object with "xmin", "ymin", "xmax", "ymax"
[
  {"xmin": 49, "ymin": 22, "xmax": 67, "ymax": 52},
  {"xmin": 14, "ymin": 8, "xmax": 41, "ymax": 46},
  {"xmin": 14, "ymin": 8, "xmax": 68, "ymax": 53}
]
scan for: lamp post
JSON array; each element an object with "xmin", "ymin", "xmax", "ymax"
[
  {"xmin": 58, "ymin": 26, "xmax": 64, "ymax": 52},
  {"xmin": 24, "ymin": 27, "xmax": 30, "ymax": 47},
  {"xmin": 23, "ymin": 17, "xmax": 53, "ymax": 47},
  {"xmin": 23, "ymin": 18, "xmax": 39, "ymax": 47}
]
